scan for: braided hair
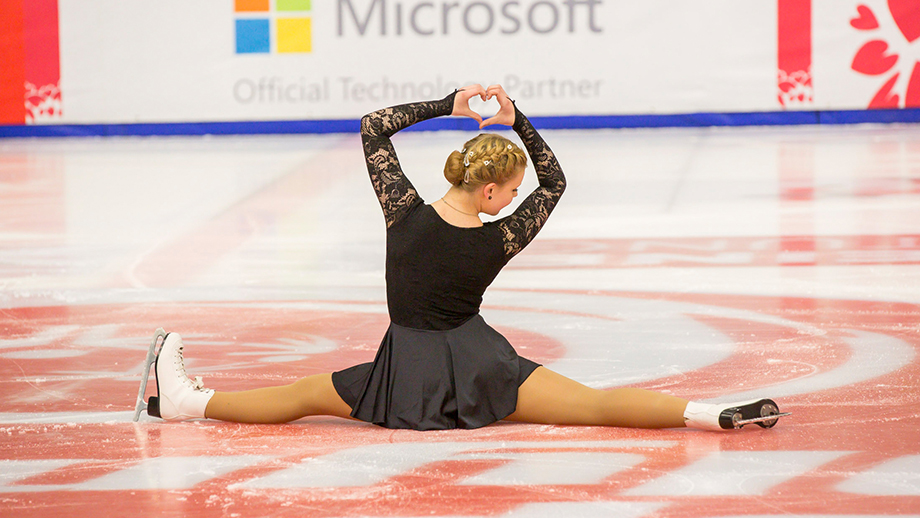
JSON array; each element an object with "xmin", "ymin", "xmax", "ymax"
[{"xmin": 443, "ymin": 134, "xmax": 527, "ymax": 190}]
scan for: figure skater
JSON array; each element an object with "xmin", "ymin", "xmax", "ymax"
[{"xmin": 144, "ymin": 84, "xmax": 787, "ymax": 432}]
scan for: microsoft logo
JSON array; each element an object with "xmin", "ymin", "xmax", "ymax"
[{"xmin": 235, "ymin": 0, "xmax": 312, "ymax": 54}]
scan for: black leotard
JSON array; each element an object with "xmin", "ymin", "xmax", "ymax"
[{"xmin": 331, "ymin": 91, "xmax": 566, "ymax": 430}]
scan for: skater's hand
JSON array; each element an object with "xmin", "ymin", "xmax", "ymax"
[
  {"xmin": 480, "ymin": 84, "xmax": 515, "ymax": 129},
  {"xmin": 452, "ymin": 84, "xmax": 487, "ymax": 124}
]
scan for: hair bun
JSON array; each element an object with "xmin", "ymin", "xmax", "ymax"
[{"xmin": 443, "ymin": 134, "xmax": 527, "ymax": 189}]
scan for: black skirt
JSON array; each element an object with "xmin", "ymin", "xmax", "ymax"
[{"xmin": 331, "ymin": 314, "xmax": 540, "ymax": 430}]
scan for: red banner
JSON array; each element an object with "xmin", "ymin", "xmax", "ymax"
[
  {"xmin": 0, "ymin": 0, "xmax": 26, "ymax": 124},
  {"xmin": 777, "ymin": 0, "xmax": 813, "ymax": 107},
  {"xmin": 0, "ymin": 0, "xmax": 61, "ymax": 125}
]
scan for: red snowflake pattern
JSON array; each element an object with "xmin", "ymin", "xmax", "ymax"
[{"xmin": 850, "ymin": 0, "xmax": 920, "ymax": 108}]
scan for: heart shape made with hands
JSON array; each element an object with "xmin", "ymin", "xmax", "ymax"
[
  {"xmin": 468, "ymin": 95, "xmax": 502, "ymax": 120},
  {"xmin": 453, "ymin": 84, "xmax": 515, "ymax": 129}
]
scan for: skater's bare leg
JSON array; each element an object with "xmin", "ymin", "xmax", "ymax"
[
  {"xmin": 506, "ymin": 367, "xmax": 688, "ymax": 429},
  {"xmin": 204, "ymin": 373, "xmax": 353, "ymax": 424}
]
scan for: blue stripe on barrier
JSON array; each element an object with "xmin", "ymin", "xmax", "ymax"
[{"xmin": 2, "ymin": 109, "xmax": 919, "ymax": 138}]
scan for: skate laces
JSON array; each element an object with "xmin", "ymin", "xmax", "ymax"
[{"xmin": 174, "ymin": 344, "xmax": 207, "ymax": 392}]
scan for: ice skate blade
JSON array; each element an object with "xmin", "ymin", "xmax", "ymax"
[
  {"xmin": 133, "ymin": 328, "xmax": 168, "ymax": 422},
  {"xmin": 733, "ymin": 412, "xmax": 791, "ymax": 428}
]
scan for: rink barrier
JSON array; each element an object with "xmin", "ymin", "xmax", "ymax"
[{"xmin": 2, "ymin": 108, "xmax": 919, "ymax": 137}]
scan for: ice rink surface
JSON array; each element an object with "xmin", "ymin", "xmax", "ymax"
[{"xmin": 1, "ymin": 123, "xmax": 919, "ymax": 517}]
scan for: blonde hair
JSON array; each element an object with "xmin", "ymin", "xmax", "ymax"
[{"xmin": 444, "ymin": 134, "xmax": 527, "ymax": 189}]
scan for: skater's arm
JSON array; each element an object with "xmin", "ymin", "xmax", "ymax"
[
  {"xmin": 496, "ymin": 103, "xmax": 566, "ymax": 259},
  {"xmin": 361, "ymin": 92, "xmax": 457, "ymax": 228}
]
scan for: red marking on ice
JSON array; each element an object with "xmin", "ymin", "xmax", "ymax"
[
  {"xmin": 1, "ymin": 292, "xmax": 919, "ymax": 517},
  {"xmin": 632, "ymin": 314, "xmax": 852, "ymax": 400},
  {"xmin": 510, "ymin": 235, "xmax": 920, "ymax": 269}
]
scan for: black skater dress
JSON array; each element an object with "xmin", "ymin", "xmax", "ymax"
[{"xmin": 331, "ymin": 92, "xmax": 566, "ymax": 430}]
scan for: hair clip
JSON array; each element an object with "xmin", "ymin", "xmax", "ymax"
[
  {"xmin": 464, "ymin": 151, "xmax": 473, "ymax": 167},
  {"xmin": 483, "ymin": 160, "xmax": 491, "ymax": 166},
  {"xmin": 507, "ymin": 144, "xmax": 512, "ymax": 150},
  {"xmin": 463, "ymin": 170, "xmax": 471, "ymax": 183}
]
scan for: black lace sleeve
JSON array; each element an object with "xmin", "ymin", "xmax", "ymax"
[
  {"xmin": 498, "ymin": 105, "xmax": 567, "ymax": 259},
  {"xmin": 361, "ymin": 92, "xmax": 456, "ymax": 228}
]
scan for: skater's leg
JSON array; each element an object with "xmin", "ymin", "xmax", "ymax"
[
  {"xmin": 204, "ymin": 373, "xmax": 354, "ymax": 424},
  {"xmin": 505, "ymin": 367, "xmax": 688, "ymax": 429}
]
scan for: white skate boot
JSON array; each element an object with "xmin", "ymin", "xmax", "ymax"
[
  {"xmin": 146, "ymin": 333, "xmax": 214, "ymax": 421},
  {"xmin": 684, "ymin": 399, "xmax": 790, "ymax": 431}
]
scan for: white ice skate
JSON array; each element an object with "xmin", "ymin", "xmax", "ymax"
[
  {"xmin": 684, "ymin": 399, "xmax": 790, "ymax": 431},
  {"xmin": 133, "ymin": 329, "xmax": 213, "ymax": 421}
]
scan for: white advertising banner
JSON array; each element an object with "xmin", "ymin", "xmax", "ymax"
[{"xmin": 31, "ymin": 0, "xmax": 920, "ymax": 125}]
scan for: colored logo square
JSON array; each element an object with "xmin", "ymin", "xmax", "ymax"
[
  {"xmin": 277, "ymin": 18, "xmax": 311, "ymax": 53},
  {"xmin": 235, "ymin": 19, "xmax": 270, "ymax": 54},
  {"xmin": 235, "ymin": 0, "xmax": 269, "ymax": 12},
  {"xmin": 277, "ymin": 0, "xmax": 310, "ymax": 11}
]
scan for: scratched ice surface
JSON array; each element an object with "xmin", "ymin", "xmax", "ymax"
[{"xmin": 1, "ymin": 125, "xmax": 919, "ymax": 517}]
